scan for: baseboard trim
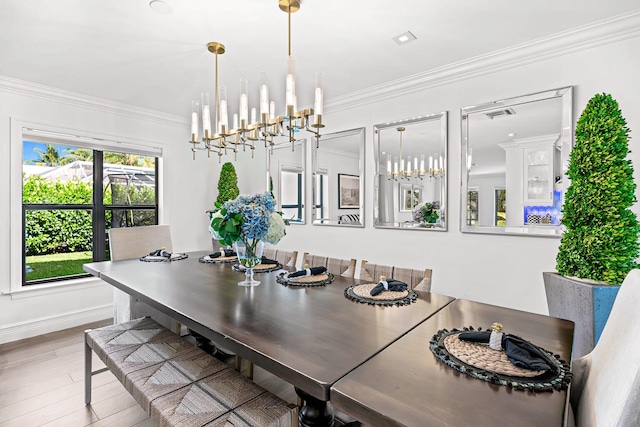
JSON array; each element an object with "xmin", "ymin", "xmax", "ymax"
[{"xmin": 0, "ymin": 304, "xmax": 113, "ymax": 344}]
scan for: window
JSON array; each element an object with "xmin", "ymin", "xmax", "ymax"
[
  {"xmin": 494, "ymin": 188, "xmax": 506, "ymax": 227},
  {"xmin": 466, "ymin": 189, "xmax": 478, "ymax": 226},
  {"xmin": 280, "ymin": 168, "xmax": 304, "ymax": 222},
  {"xmin": 13, "ymin": 123, "xmax": 161, "ymax": 289},
  {"xmin": 315, "ymin": 172, "xmax": 328, "ymax": 220}
]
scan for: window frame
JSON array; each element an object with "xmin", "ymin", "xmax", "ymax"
[{"xmin": 9, "ymin": 118, "xmax": 164, "ymax": 296}]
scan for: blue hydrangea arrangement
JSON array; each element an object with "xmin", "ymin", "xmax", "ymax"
[{"xmin": 209, "ymin": 192, "xmax": 287, "ymax": 247}]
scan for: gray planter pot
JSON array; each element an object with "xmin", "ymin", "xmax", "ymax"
[{"xmin": 543, "ymin": 272, "xmax": 620, "ymax": 358}]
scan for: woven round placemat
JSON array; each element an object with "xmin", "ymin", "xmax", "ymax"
[
  {"xmin": 443, "ymin": 334, "xmax": 543, "ymax": 377},
  {"xmin": 344, "ymin": 283, "xmax": 417, "ymax": 306},
  {"xmin": 276, "ymin": 272, "xmax": 335, "ymax": 287},
  {"xmin": 198, "ymin": 255, "xmax": 237, "ymax": 264},
  {"xmin": 429, "ymin": 327, "xmax": 571, "ymax": 392},
  {"xmin": 232, "ymin": 262, "xmax": 282, "ymax": 273}
]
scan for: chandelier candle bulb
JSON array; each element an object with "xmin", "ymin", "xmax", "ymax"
[
  {"xmin": 191, "ymin": 100, "xmax": 200, "ymax": 141},
  {"xmin": 239, "ymin": 78, "xmax": 249, "ymax": 129},
  {"xmin": 400, "ymin": 158, "xmax": 405, "ymax": 177},
  {"xmin": 233, "ymin": 113, "xmax": 239, "ymax": 131},
  {"xmin": 314, "ymin": 72, "xmax": 324, "ymax": 116},
  {"xmin": 429, "ymin": 156, "xmax": 433, "ymax": 171},
  {"xmin": 420, "ymin": 155, "xmax": 425, "ymax": 174},
  {"xmin": 201, "ymin": 93, "xmax": 212, "ymax": 138},
  {"xmin": 251, "ymin": 108, "xmax": 257, "ymax": 125},
  {"xmin": 269, "ymin": 101, "xmax": 275, "ymax": 120},
  {"xmin": 394, "ymin": 157, "xmax": 399, "ymax": 175},
  {"xmin": 285, "ymin": 56, "xmax": 296, "ymax": 117},
  {"xmin": 387, "ymin": 155, "xmax": 392, "ymax": 177},
  {"xmin": 219, "ymin": 86, "xmax": 229, "ymax": 134}
]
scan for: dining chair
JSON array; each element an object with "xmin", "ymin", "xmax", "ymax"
[
  {"xmin": 108, "ymin": 225, "xmax": 185, "ymax": 335},
  {"xmin": 393, "ymin": 267, "xmax": 433, "ymax": 291},
  {"xmin": 276, "ymin": 250, "xmax": 298, "ymax": 269},
  {"xmin": 569, "ymin": 269, "xmax": 640, "ymax": 427},
  {"xmin": 326, "ymin": 257, "xmax": 357, "ymax": 278},
  {"xmin": 262, "ymin": 246, "xmax": 277, "ymax": 260},
  {"xmin": 358, "ymin": 260, "xmax": 394, "ymax": 283},
  {"xmin": 301, "ymin": 252, "xmax": 329, "ymax": 268}
]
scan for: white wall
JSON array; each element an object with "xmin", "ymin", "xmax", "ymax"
[
  {"xmin": 256, "ymin": 35, "xmax": 640, "ymax": 315},
  {"xmin": 0, "ymin": 80, "xmax": 222, "ymax": 343}
]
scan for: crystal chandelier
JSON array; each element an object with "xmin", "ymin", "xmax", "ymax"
[{"xmin": 188, "ymin": 0, "xmax": 324, "ymax": 161}]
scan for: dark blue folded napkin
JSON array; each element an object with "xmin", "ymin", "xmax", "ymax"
[
  {"xmin": 149, "ymin": 248, "xmax": 171, "ymax": 258},
  {"xmin": 209, "ymin": 249, "xmax": 236, "ymax": 258},
  {"xmin": 260, "ymin": 256, "xmax": 278, "ymax": 265},
  {"xmin": 370, "ymin": 278, "xmax": 408, "ymax": 296},
  {"xmin": 288, "ymin": 266, "xmax": 327, "ymax": 278},
  {"xmin": 458, "ymin": 331, "xmax": 553, "ymax": 371}
]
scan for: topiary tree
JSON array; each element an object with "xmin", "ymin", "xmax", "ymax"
[
  {"xmin": 556, "ymin": 93, "xmax": 639, "ymax": 284},
  {"xmin": 216, "ymin": 162, "xmax": 239, "ymax": 205}
]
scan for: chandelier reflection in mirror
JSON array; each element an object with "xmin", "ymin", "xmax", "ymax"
[
  {"xmin": 387, "ymin": 127, "xmax": 444, "ymax": 180},
  {"xmin": 188, "ymin": 0, "xmax": 324, "ymax": 162}
]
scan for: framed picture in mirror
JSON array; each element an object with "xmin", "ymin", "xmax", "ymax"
[{"xmin": 338, "ymin": 174, "xmax": 360, "ymax": 209}]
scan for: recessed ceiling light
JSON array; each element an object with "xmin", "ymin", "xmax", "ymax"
[
  {"xmin": 508, "ymin": 132, "xmax": 517, "ymax": 137},
  {"xmin": 393, "ymin": 31, "xmax": 417, "ymax": 45},
  {"xmin": 149, "ymin": 0, "xmax": 173, "ymax": 15}
]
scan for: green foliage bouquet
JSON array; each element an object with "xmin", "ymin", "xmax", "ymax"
[
  {"xmin": 413, "ymin": 201, "xmax": 440, "ymax": 224},
  {"xmin": 209, "ymin": 192, "xmax": 287, "ymax": 249}
]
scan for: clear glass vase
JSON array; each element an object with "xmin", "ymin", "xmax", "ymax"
[{"xmin": 235, "ymin": 239, "xmax": 264, "ymax": 286}]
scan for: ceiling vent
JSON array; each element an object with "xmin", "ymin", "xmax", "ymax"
[{"xmin": 485, "ymin": 108, "xmax": 516, "ymax": 119}]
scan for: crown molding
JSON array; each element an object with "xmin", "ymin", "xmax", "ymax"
[
  {"xmin": 0, "ymin": 75, "xmax": 188, "ymax": 126},
  {"xmin": 326, "ymin": 10, "xmax": 640, "ymax": 113}
]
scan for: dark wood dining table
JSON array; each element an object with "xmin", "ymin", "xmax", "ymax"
[
  {"xmin": 330, "ymin": 298, "xmax": 575, "ymax": 427},
  {"xmin": 84, "ymin": 250, "xmax": 455, "ymax": 427}
]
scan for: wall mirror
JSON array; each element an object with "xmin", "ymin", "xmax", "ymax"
[
  {"xmin": 312, "ymin": 127, "xmax": 365, "ymax": 227},
  {"xmin": 374, "ymin": 112, "xmax": 448, "ymax": 231},
  {"xmin": 460, "ymin": 86, "xmax": 573, "ymax": 236},
  {"xmin": 266, "ymin": 139, "xmax": 306, "ymax": 224}
]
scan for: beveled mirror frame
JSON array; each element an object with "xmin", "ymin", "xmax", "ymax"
[
  {"xmin": 460, "ymin": 86, "xmax": 573, "ymax": 236},
  {"xmin": 312, "ymin": 127, "xmax": 365, "ymax": 227},
  {"xmin": 374, "ymin": 112, "xmax": 448, "ymax": 231},
  {"xmin": 266, "ymin": 139, "xmax": 306, "ymax": 224}
]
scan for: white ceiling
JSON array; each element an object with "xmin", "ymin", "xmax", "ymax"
[{"xmin": 1, "ymin": 1, "xmax": 638, "ymax": 119}]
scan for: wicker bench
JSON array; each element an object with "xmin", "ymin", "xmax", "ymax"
[{"xmin": 85, "ymin": 317, "xmax": 297, "ymax": 426}]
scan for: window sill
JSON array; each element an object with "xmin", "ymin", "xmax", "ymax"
[{"xmin": 4, "ymin": 276, "xmax": 108, "ymax": 300}]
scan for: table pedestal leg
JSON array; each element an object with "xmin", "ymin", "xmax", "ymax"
[{"xmin": 295, "ymin": 387, "xmax": 334, "ymax": 427}]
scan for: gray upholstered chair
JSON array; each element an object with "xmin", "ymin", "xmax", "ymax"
[
  {"xmin": 326, "ymin": 257, "xmax": 357, "ymax": 278},
  {"xmin": 109, "ymin": 225, "xmax": 184, "ymax": 334},
  {"xmin": 568, "ymin": 269, "xmax": 640, "ymax": 427}
]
